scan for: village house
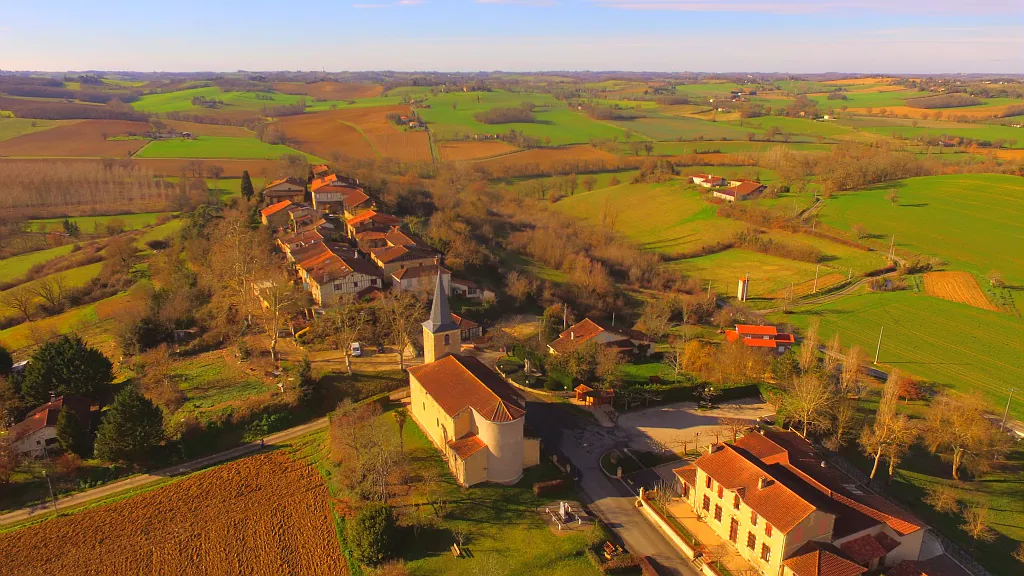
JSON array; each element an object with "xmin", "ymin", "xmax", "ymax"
[
  {"xmin": 355, "ymin": 226, "xmax": 422, "ymax": 252},
  {"xmin": 674, "ymin": 429, "xmax": 925, "ymax": 576},
  {"xmin": 725, "ymin": 324, "xmax": 795, "ymax": 353},
  {"xmin": 8, "ymin": 395, "xmax": 93, "ymax": 457},
  {"xmin": 408, "ymin": 275, "xmax": 540, "ymax": 487},
  {"xmin": 311, "ymin": 164, "xmax": 331, "ymax": 179},
  {"xmin": 312, "ymin": 183, "xmax": 372, "ymax": 216},
  {"xmin": 262, "ymin": 177, "xmax": 307, "ymax": 204},
  {"xmin": 277, "ymin": 228, "xmax": 324, "ymax": 260},
  {"xmin": 391, "ymin": 264, "xmax": 451, "ymax": 294},
  {"xmin": 370, "ymin": 244, "xmax": 440, "ymax": 277},
  {"xmin": 310, "ymin": 173, "xmax": 338, "ymax": 192},
  {"xmin": 345, "ymin": 210, "xmax": 403, "ymax": 239},
  {"xmin": 294, "ymin": 242, "xmax": 383, "ymax": 306},
  {"xmin": 260, "ymin": 200, "xmax": 294, "ymax": 228},
  {"xmin": 451, "ymin": 277, "xmax": 495, "ymax": 301},
  {"xmin": 451, "ymin": 312, "xmax": 483, "ymax": 343},
  {"xmin": 691, "ymin": 173, "xmax": 727, "ymax": 188},
  {"xmin": 548, "ymin": 318, "xmax": 653, "ymax": 357},
  {"xmin": 714, "ymin": 180, "xmax": 768, "ymax": 202},
  {"xmin": 285, "ymin": 203, "xmax": 319, "ymax": 230}
]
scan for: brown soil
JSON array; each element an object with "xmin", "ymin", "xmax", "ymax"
[
  {"xmin": 0, "ymin": 158, "xmax": 281, "ymax": 178},
  {"xmin": 475, "ymin": 145, "xmax": 619, "ymax": 171},
  {"xmin": 273, "ymin": 81, "xmax": 383, "ymax": 100},
  {"xmin": 161, "ymin": 120, "xmax": 256, "ymax": 138},
  {"xmin": 439, "ymin": 141, "xmax": 518, "ymax": 161},
  {"xmin": 0, "ymin": 452, "xmax": 346, "ymax": 576},
  {"xmin": 274, "ymin": 105, "xmax": 430, "ymax": 163},
  {"xmin": 923, "ymin": 271, "xmax": 998, "ymax": 311},
  {"xmin": 0, "ymin": 119, "xmax": 152, "ymax": 157}
]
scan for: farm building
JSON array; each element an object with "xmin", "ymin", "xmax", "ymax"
[
  {"xmin": 692, "ymin": 174, "xmax": 727, "ymax": 188},
  {"xmin": 408, "ymin": 275, "xmax": 540, "ymax": 487},
  {"xmin": 548, "ymin": 318, "xmax": 652, "ymax": 357},
  {"xmin": 262, "ymin": 177, "xmax": 307, "ymax": 204},
  {"xmin": 674, "ymin": 429, "xmax": 925, "ymax": 576},
  {"xmin": 9, "ymin": 395, "xmax": 93, "ymax": 457},
  {"xmin": 452, "ymin": 277, "xmax": 495, "ymax": 301},
  {"xmin": 725, "ymin": 324, "xmax": 795, "ymax": 352},
  {"xmin": 714, "ymin": 180, "xmax": 767, "ymax": 202}
]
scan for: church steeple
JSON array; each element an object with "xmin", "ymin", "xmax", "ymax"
[{"xmin": 422, "ymin": 272, "xmax": 460, "ymax": 363}]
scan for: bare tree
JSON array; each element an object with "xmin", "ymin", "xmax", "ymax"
[
  {"xmin": 393, "ymin": 408, "xmax": 408, "ymax": 454},
  {"xmin": 840, "ymin": 345, "xmax": 864, "ymax": 397},
  {"xmin": 663, "ymin": 342, "xmax": 684, "ymax": 383},
  {"xmin": 327, "ymin": 296, "xmax": 369, "ymax": 375},
  {"xmin": 0, "ymin": 287, "xmax": 36, "ymax": 321},
  {"xmin": 923, "ymin": 484, "xmax": 961, "ymax": 515},
  {"xmin": 719, "ymin": 417, "xmax": 753, "ymax": 443},
  {"xmin": 823, "ymin": 333, "xmax": 842, "ymax": 376},
  {"xmin": 883, "ymin": 414, "xmax": 917, "ymax": 484},
  {"xmin": 788, "ymin": 373, "xmax": 834, "ymax": 437},
  {"xmin": 636, "ymin": 299, "xmax": 674, "ymax": 343},
  {"xmin": 505, "ymin": 270, "xmax": 534, "ymax": 305},
  {"xmin": 923, "ymin": 393, "xmax": 1002, "ymax": 480},
  {"xmin": 798, "ymin": 318, "xmax": 820, "ymax": 372},
  {"xmin": 380, "ymin": 290, "xmax": 423, "ymax": 371},
  {"xmin": 885, "ymin": 189, "xmax": 900, "ymax": 206},
  {"xmin": 960, "ymin": 504, "xmax": 996, "ymax": 548},
  {"xmin": 829, "ymin": 399, "xmax": 859, "ymax": 449},
  {"xmin": 30, "ymin": 274, "xmax": 68, "ymax": 312},
  {"xmin": 256, "ymin": 273, "xmax": 301, "ymax": 362},
  {"xmin": 859, "ymin": 370, "xmax": 903, "ymax": 479}
]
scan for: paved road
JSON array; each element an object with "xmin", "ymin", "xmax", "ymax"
[
  {"xmin": 0, "ymin": 417, "xmax": 329, "ymax": 527},
  {"xmin": 526, "ymin": 400, "xmax": 700, "ymax": 576}
]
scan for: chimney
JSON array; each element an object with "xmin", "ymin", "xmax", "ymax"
[
  {"xmin": 820, "ymin": 461, "xmax": 827, "ymax": 469},
  {"xmin": 570, "ymin": 331, "xmax": 575, "ymax": 340},
  {"xmin": 49, "ymin": 391, "xmax": 56, "ymax": 403},
  {"xmin": 758, "ymin": 477, "xmax": 772, "ymax": 489}
]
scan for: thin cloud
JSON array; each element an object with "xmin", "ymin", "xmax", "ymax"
[
  {"xmin": 353, "ymin": 0, "xmax": 424, "ymax": 7},
  {"xmin": 595, "ymin": 0, "xmax": 1021, "ymax": 15},
  {"xmin": 476, "ymin": 0, "xmax": 559, "ymax": 6}
]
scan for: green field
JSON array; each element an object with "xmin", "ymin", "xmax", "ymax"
[
  {"xmin": 0, "ymin": 244, "xmax": 77, "ymax": 284},
  {"xmin": 138, "ymin": 218, "xmax": 186, "ymax": 246},
  {"xmin": 648, "ymin": 141, "xmax": 834, "ymax": 155},
  {"xmin": 728, "ymin": 116, "xmax": 865, "ymax": 141},
  {"xmin": 0, "ymin": 261, "xmax": 103, "ymax": 311},
  {"xmin": 0, "ymin": 118, "xmax": 68, "ymax": 142},
  {"xmin": 31, "ymin": 212, "xmax": 174, "ymax": 233},
  {"xmin": 673, "ymin": 82, "xmax": 750, "ymax": 96},
  {"xmin": 838, "ymin": 117, "xmax": 1024, "ymax": 147},
  {"xmin": 805, "ymin": 88, "xmax": 922, "ymax": 109},
  {"xmin": 819, "ymin": 174, "xmax": 1024, "ymax": 283},
  {"xmin": 135, "ymin": 135, "xmax": 318, "ymax": 160},
  {"xmin": 416, "ymin": 90, "xmax": 636, "ymax": 145},
  {"xmin": 668, "ymin": 248, "xmax": 822, "ymax": 298},
  {"xmin": 131, "ymin": 87, "xmax": 308, "ymax": 113},
  {"xmin": 611, "ymin": 115, "xmax": 765, "ymax": 142},
  {"xmin": 780, "ymin": 290, "xmax": 1023, "ymax": 420}
]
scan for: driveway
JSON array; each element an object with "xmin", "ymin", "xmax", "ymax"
[{"xmin": 618, "ymin": 398, "xmax": 775, "ymax": 454}]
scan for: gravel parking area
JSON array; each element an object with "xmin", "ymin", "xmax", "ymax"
[{"xmin": 617, "ymin": 398, "xmax": 774, "ymax": 453}]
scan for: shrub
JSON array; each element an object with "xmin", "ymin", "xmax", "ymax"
[
  {"xmin": 602, "ymin": 554, "xmax": 641, "ymax": 574},
  {"xmin": 145, "ymin": 239, "xmax": 169, "ymax": 250},
  {"xmin": 533, "ymin": 479, "xmax": 567, "ymax": 497},
  {"xmin": 347, "ymin": 502, "xmax": 397, "ymax": 566},
  {"xmin": 474, "ymin": 105, "xmax": 537, "ymax": 124}
]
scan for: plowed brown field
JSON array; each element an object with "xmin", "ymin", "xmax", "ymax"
[
  {"xmin": 0, "ymin": 157, "xmax": 280, "ymax": 178},
  {"xmin": 475, "ymin": 145, "xmax": 619, "ymax": 171},
  {"xmin": 273, "ymin": 81, "xmax": 383, "ymax": 100},
  {"xmin": 0, "ymin": 452, "xmax": 346, "ymax": 576},
  {"xmin": 923, "ymin": 271, "xmax": 998, "ymax": 311},
  {"xmin": 770, "ymin": 273, "xmax": 845, "ymax": 298},
  {"xmin": 274, "ymin": 105, "xmax": 430, "ymax": 162},
  {"xmin": 439, "ymin": 140, "xmax": 518, "ymax": 161},
  {"xmin": 0, "ymin": 119, "xmax": 152, "ymax": 157},
  {"xmin": 848, "ymin": 104, "xmax": 1020, "ymax": 120},
  {"xmin": 162, "ymin": 119, "xmax": 255, "ymax": 138}
]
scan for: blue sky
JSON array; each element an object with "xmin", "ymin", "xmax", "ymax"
[{"xmin": 1, "ymin": 0, "xmax": 1021, "ymax": 73}]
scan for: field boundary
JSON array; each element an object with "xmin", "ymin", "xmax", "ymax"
[{"xmin": 337, "ymin": 120, "xmax": 382, "ymax": 158}]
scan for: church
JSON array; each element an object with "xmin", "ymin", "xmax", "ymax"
[{"xmin": 408, "ymin": 275, "xmax": 541, "ymax": 487}]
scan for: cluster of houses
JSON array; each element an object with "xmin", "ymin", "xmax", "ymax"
[
  {"xmin": 671, "ymin": 428, "xmax": 958, "ymax": 576},
  {"xmin": 691, "ymin": 173, "xmax": 767, "ymax": 202},
  {"xmin": 258, "ymin": 166, "xmax": 493, "ymax": 309}
]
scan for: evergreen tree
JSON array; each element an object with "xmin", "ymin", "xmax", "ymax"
[
  {"xmin": 94, "ymin": 386, "xmax": 164, "ymax": 465},
  {"xmin": 297, "ymin": 356, "xmax": 315, "ymax": 404},
  {"xmin": 55, "ymin": 406, "xmax": 92, "ymax": 457},
  {"xmin": 347, "ymin": 502, "xmax": 397, "ymax": 566},
  {"xmin": 20, "ymin": 335, "xmax": 113, "ymax": 406},
  {"xmin": 0, "ymin": 344, "xmax": 12, "ymax": 376},
  {"xmin": 240, "ymin": 170, "xmax": 255, "ymax": 201}
]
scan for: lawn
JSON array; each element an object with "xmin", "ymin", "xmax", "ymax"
[
  {"xmin": 818, "ymin": 174, "xmax": 1024, "ymax": 283},
  {"xmin": 667, "ymin": 248, "xmax": 823, "ymax": 299},
  {"xmin": 135, "ymin": 135, "xmax": 319, "ymax": 160},
  {"xmin": 0, "ymin": 244, "xmax": 76, "ymax": 284},
  {"xmin": 416, "ymin": 90, "xmax": 636, "ymax": 146},
  {"xmin": 138, "ymin": 218, "xmax": 185, "ymax": 246},
  {"xmin": 171, "ymin": 352, "xmax": 277, "ymax": 419},
  {"xmin": 31, "ymin": 212, "xmax": 174, "ymax": 234},
  {"xmin": 779, "ymin": 289, "xmax": 1024, "ymax": 419},
  {"xmin": 0, "ymin": 118, "xmax": 69, "ymax": 142},
  {"xmin": 554, "ymin": 180, "xmax": 746, "ymax": 257}
]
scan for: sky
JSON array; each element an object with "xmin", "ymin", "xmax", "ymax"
[{"xmin": 1, "ymin": 0, "xmax": 1022, "ymax": 73}]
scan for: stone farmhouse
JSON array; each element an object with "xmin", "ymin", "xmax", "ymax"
[
  {"xmin": 548, "ymin": 318, "xmax": 653, "ymax": 358},
  {"xmin": 261, "ymin": 177, "xmax": 307, "ymax": 204}
]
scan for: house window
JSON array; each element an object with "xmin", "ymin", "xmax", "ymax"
[
  {"xmin": 444, "ymin": 334, "xmax": 450, "ymax": 345},
  {"xmin": 729, "ymin": 518, "xmax": 739, "ymax": 543},
  {"xmin": 746, "ymin": 532, "xmax": 756, "ymax": 550},
  {"xmin": 760, "ymin": 544, "xmax": 771, "ymax": 562},
  {"xmin": 705, "ymin": 476, "xmax": 713, "ymax": 489},
  {"xmin": 717, "ymin": 485, "xmax": 724, "ymax": 499},
  {"xmin": 702, "ymin": 496, "xmax": 711, "ymax": 512},
  {"xmin": 713, "ymin": 504, "xmax": 722, "ymax": 522},
  {"xmin": 765, "ymin": 523, "xmax": 773, "ymax": 537},
  {"xmin": 682, "ymin": 484, "xmax": 690, "ymax": 499},
  {"xmin": 750, "ymin": 511, "xmax": 758, "ymax": 526},
  {"xmin": 733, "ymin": 494, "xmax": 741, "ymax": 510}
]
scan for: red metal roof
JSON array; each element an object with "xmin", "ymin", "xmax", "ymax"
[{"xmin": 736, "ymin": 324, "xmax": 778, "ymax": 336}]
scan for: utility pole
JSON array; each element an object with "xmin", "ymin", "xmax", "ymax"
[
  {"xmin": 848, "ymin": 268, "xmax": 852, "ymax": 281},
  {"xmin": 813, "ymin": 264, "xmax": 821, "ymax": 293},
  {"xmin": 43, "ymin": 471, "xmax": 58, "ymax": 515},
  {"xmin": 562, "ymin": 303, "xmax": 567, "ymax": 330},
  {"xmin": 1001, "ymin": 388, "xmax": 1015, "ymax": 431},
  {"xmin": 889, "ymin": 234, "xmax": 895, "ymax": 260},
  {"xmin": 706, "ymin": 280, "xmax": 712, "ymax": 300},
  {"xmin": 874, "ymin": 326, "xmax": 884, "ymax": 364}
]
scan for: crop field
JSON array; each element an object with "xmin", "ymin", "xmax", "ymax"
[
  {"xmin": 131, "ymin": 86, "xmax": 308, "ymax": 114},
  {"xmin": 610, "ymin": 115, "xmax": 762, "ymax": 142},
  {"xmin": 135, "ymin": 135, "xmax": 318, "ymax": 160},
  {"xmin": 31, "ymin": 212, "xmax": 173, "ymax": 234},
  {"xmin": 770, "ymin": 273, "xmax": 846, "ymax": 298},
  {"xmin": 170, "ymin": 351, "xmax": 277, "ymax": 420},
  {"xmin": 766, "ymin": 230, "xmax": 888, "ymax": 275},
  {"xmin": 0, "ymin": 261, "xmax": 104, "ymax": 320},
  {"xmin": 667, "ymin": 248, "xmax": 824, "ymax": 298},
  {"xmin": 275, "ymin": 105, "xmax": 430, "ymax": 162},
  {"xmin": 923, "ymin": 271, "xmax": 998, "ymax": 311},
  {"xmin": 649, "ymin": 141, "xmax": 834, "ymax": 155},
  {"xmin": 836, "ymin": 117, "xmax": 1024, "ymax": 147},
  {"xmin": 673, "ymin": 82, "xmax": 749, "ymax": 95},
  {"xmin": 0, "ymin": 244, "xmax": 76, "ymax": 284},
  {"xmin": 728, "ymin": 116, "xmax": 866, "ymax": 141},
  {"xmin": 847, "ymin": 101, "xmax": 1024, "ymax": 120},
  {"xmin": 554, "ymin": 180, "xmax": 745, "ymax": 256},
  {"xmin": 781, "ymin": 290, "xmax": 1023, "ymax": 419},
  {"xmin": 272, "ymin": 81, "xmax": 383, "ymax": 100},
  {"xmin": 160, "ymin": 120, "xmax": 256, "ymax": 138},
  {"xmin": 819, "ymin": 174, "xmax": 1024, "ymax": 283},
  {"xmin": 474, "ymin": 145, "xmax": 621, "ymax": 174},
  {"xmin": 417, "ymin": 90, "xmax": 634, "ymax": 145},
  {"xmin": 0, "ymin": 119, "xmax": 152, "ymax": 157},
  {"xmin": 136, "ymin": 158, "xmax": 280, "ymax": 178},
  {"xmin": 806, "ymin": 88, "xmax": 921, "ymax": 109},
  {"xmin": 0, "ymin": 118, "xmax": 73, "ymax": 142},
  {"xmin": 274, "ymin": 110, "xmax": 377, "ymax": 159},
  {"xmin": 0, "ymin": 452, "xmax": 346, "ymax": 576},
  {"xmin": 438, "ymin": 140, "xmax": 518, "ymax": 161}
]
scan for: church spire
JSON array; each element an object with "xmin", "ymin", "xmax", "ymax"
[{"xmin": 422, "ymin": 272, "xmax": 458, "ymax": 334}]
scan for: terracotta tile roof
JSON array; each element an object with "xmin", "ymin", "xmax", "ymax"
[
  {"xmin": 783, "ymin": 542, "xmax": 865, "ymax": 576},
  {"xmin": 356, "ymin": 230, "xmax": 388, "ymax": 242},
  {"xmin": 371, "ymin": 244, "xmax": 437, "ymax": 265},
  {"xmin": 730, "ymin": 181, "xmax": 766, "ymax": 196},
  {"xmin": 450, "ymin": 312, "xmax": 478, "ymax": 331},
  {"xmin": 574, "ymin": 384, "xmax": 594, "ymax": 393},
  {"xmin": 264, "ymin": 176, "xmax": 305, "ymax": 191},
  {"xmin": 347, "ymin": 210, "xmax": 401, "ymax": 227},
  {"xmin": 392, "ymin": 264, "xmax": 449, "ymax": 281},
  {"xmin": 734, "ymin": 431, "xmax": 788, "ymax": 462},
  {"xmin": 833, "ymin": 493, "xmax": 922, "ymax": 536},
  {"xmin": 886, "ymin": 556, "xmax": 971, "ymax": 576},
  {"xmin": 448, "ymin": 434, "xmax": 487, "ymax": 460},
  {"xmin": 385, "ymin": 226, "xmax": 418, "ymax": 247},
  {"xmin": 10, "ymin": 395, "xmax": 91, "ymax": 442},
  {"xmin": 451, "ymin": 277, "xmax": 480, "ymax": 289},
  {"xmin": 260, "ymin": 200, "xmax": 292, "ymax": 218},
  {"xmin": 313, "ymin": 185, "xmax": 370, "ymax": 208},
  {"xmin": 548, "ymin": 318, "xmax": 649, "ymax": 354},
  {"xmin": 839, "ymin": 533, "xmax": 891, "ymax": 565},
  {"xmin": 674, "ymin": 464, "xmax": 697, "ymax": 487},
  {"xmin": 693, "ymin": 443, "xmax": 818, "ymax": 533},
  {"xmin": 310, "ymin": 174, "xmax": 338, "ymax": 191},
  {"xmin": 311, "ymin": 164, "xmax": 330, "ymax": 174},
  {"xmin": 408, "ymin": 354, "xmax": 525, "ymax": 423},
  {"xmin": 297, "ymin": 243, "xmax": 381, "ymax": 283}
]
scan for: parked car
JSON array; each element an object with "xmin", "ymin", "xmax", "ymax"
[{"xmin": 350, "ymin": 342, "xmax": 362, "ymax": 357}]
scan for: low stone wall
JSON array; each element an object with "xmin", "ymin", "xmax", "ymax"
[{"xmin": 635, "ymin": 495, "xmax": 696, "ymax": 560}]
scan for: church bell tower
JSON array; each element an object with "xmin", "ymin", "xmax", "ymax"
[{"xmin": 422, "ymin": 273, "xmax": 461, "ymax": 364}]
